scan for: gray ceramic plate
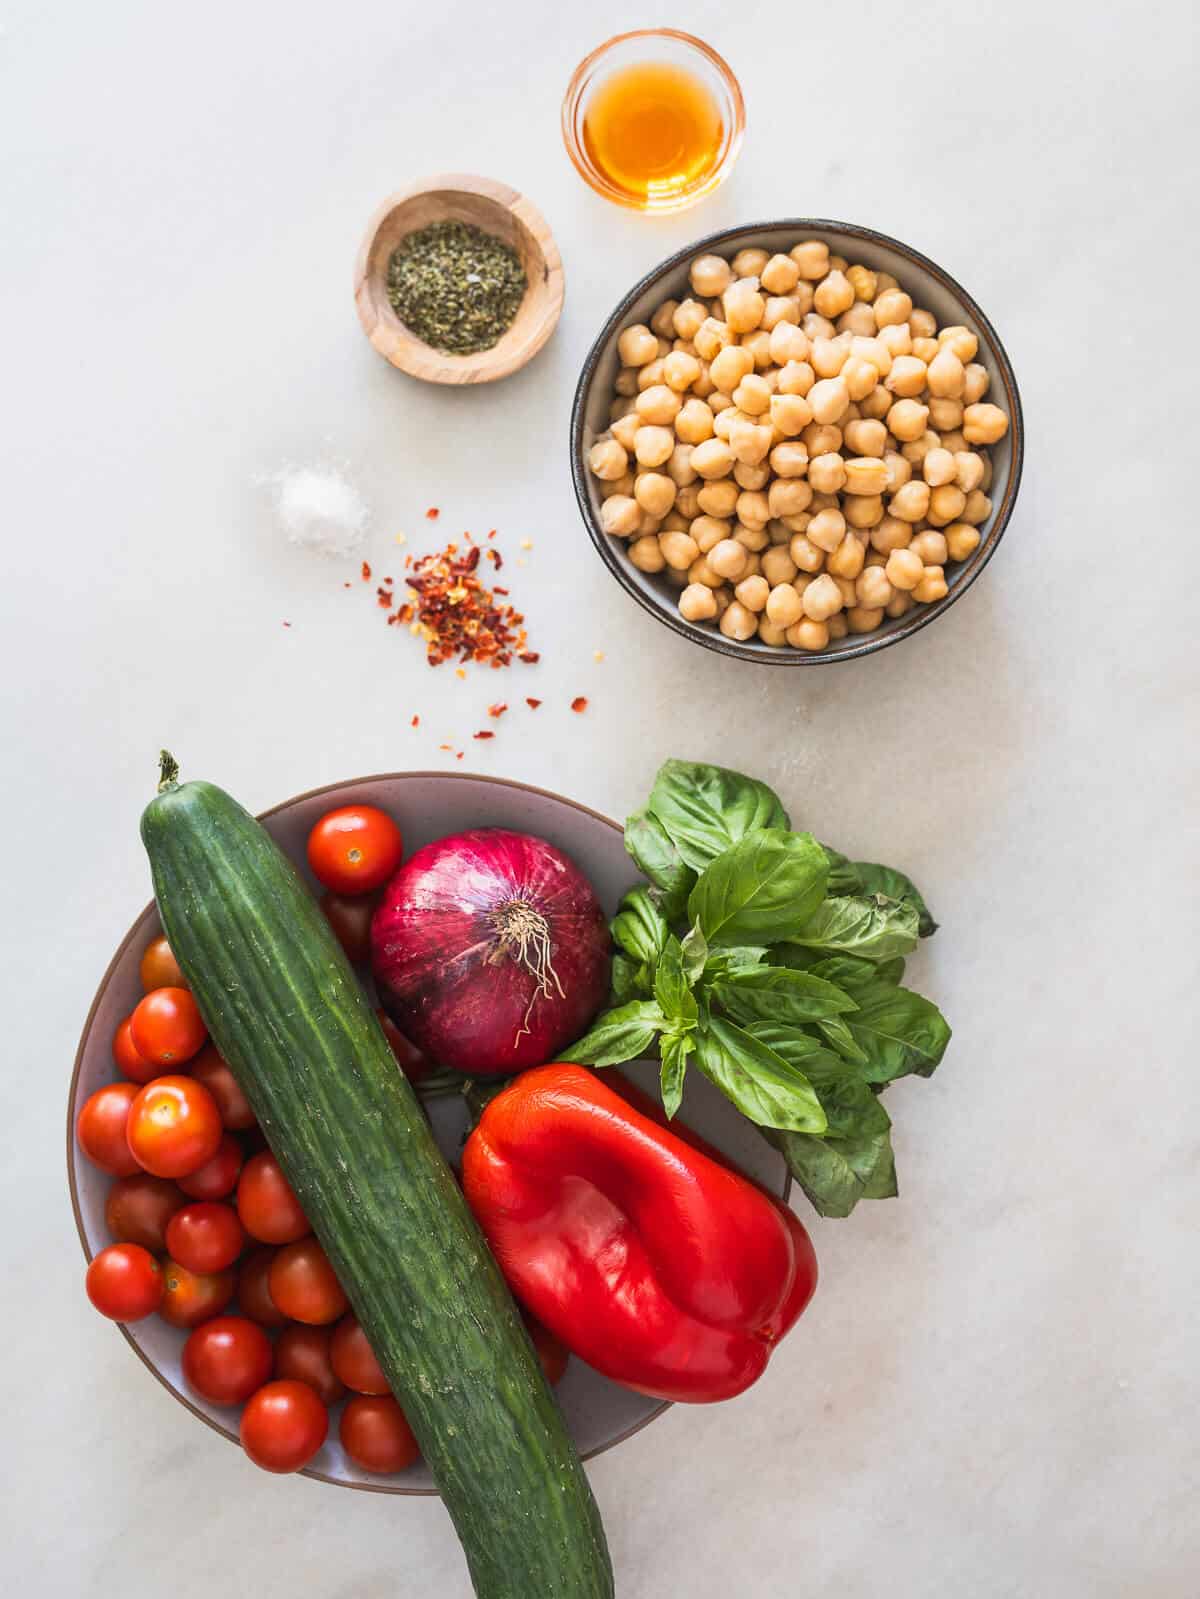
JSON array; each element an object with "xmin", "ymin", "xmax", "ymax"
[
  {"xmin": 68, "ymin": 771, "xmax": 789, "ymax": 1493},
  {"xmin": 571, "ymin": 217, "xmax": 1025, "ymax": 664}
]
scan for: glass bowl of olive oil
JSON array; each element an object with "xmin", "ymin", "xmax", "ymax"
[{"xmin": 562, "ymin": 30, "xmax": 745, "ymax": 213}]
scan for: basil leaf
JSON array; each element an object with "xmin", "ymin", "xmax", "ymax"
[
  {"xmin": 844, "ymin": 981, "xmax": 952, "ymax": 1083},
  {"xmin": 787, "ymin": 894, "xmax": 920, "ymax": 962},
  {"xmin": 609, "ymin": 952, "xmax": 650, "ymax": 1004},
  {"xmin": 702, "ymin": 944, "xmax": 769, "ymax": 980},
  {"xmin": 821, "ymin": 848, "xmax": 937, "ymax": 937},
  {"xmin": 563, "ymin": 1000, "xmax": 666, "ymax": 1068},
  {"xmin": 710, "ymin": 965, "xmax": 858, "ymax": 1026},
  {"xmin": 694, "ymin": 1015, "xmax": 827, "ymax": 1133},
  {"xmin": 624, "ymin": 807, "xmax": 695, "ymax": 923},
  {"xmin": 738, "ymin": 1020, "xmax": 845, "ymax": 1075},
  {"xmin": 801, "ymin": 953, "xmax": 880, "ymax": 990},
  {"xmin": 765, "ymin": 1117, "xmax": 897, "ymax": 1218},
  {"xmin": 648, "ymin": 759, "xmax": 790, "ymax": 872},
  {"xmin": 654, "ymin": 936, "xmax": 698, "ymax": 1029},
  {"xmin": 611, "ymin": 886, "xmax": 670, "ymax": 967},
  {"xmin": 873, "ymin": 956, "xmax": 907, "ymax": 986},
  {"xmin": 688, "ymin": 829, "xmax": 829, "ymax": 947},
  {"xmin": 815, "ymin": 1015, "xmax": 870, "ymax": 1066},
  {"xmin": 659, "ymin": 1032, "xmax": 694, "ymax": 1119},
  {"xmin": 741, "ymin": 1024, "xmax": 882, "ymax": 1138},
  {"xmin": 680, "ymin": 921, "xmax": 709, "ymax": 986}
]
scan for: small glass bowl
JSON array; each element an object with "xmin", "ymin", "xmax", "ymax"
[{"xmin": 561, "ymin": 29, "xmax": 745, "ymax": 214}]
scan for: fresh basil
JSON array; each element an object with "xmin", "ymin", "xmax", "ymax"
[
  {"xmin": 680, "ymin": 921, "xmax": 708, "ymax": 986},
  {"xmin": 815, "ymin": 1014, "xmax": 870, "ymax": 1066},
  {"xmin": 694, "ymin": 1014, "xmax": 827, "ymax": 1133},
  {"xmin": 737, "ymin": 1020, "xmax": 845, "ymax": 1075},
  {"xmin": 609, "ymin": 952, "xmax": 650, "ymax": 1004},
  {"xmin": 709, "ymin": 965, "xmax": 858, "ymax": 1027},
  {"xmin": 654, "ymin": 936, "xmax": 698, "ymax": 1029},
  {"xmin": 648, "ymin": 759, "xmax": 790, "ymax": 872},
  {"xmin": 787, "ymin": 894, "xmax": 921, "ymax": 962},
  {"xmin": 659, "ymin": 1032, "xmax": 693, "ymax": 1119},
  {"xmin": 624, "ymin": 807, "xmax": 695, "ymax": 923},
  {"xmin": 766, "ymin": 1119, "xmax": 897, "ymax": 1218},
  {"xmin": 703, "ymin": 944, "xmax": 769, "ymax": 980},
  {"xmin": 688, "ymin": 829, "xmax": 828, "ymax": 947},
  {"xmin": 799, "ymin": 952, "xmax": 881, "ymax": 990},
  {"xmin": 611, "ymin": 886, "xmax": 670, "ymax": 967},
  {"xmin": 823, "ymin": 849, "xmax": 938, "ymax": 937},
  {"xmin": 844, "ymin": 981, "xmax": 952, "ymax": 1083},
  {"xmin": 563, "ymin": 999, "xmax": 666, "ymax": 1068}
]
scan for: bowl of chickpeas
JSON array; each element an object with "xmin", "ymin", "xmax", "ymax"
[{"xmin": 571, "ymin": 220, "xmax": 1023, "ymax": 660}]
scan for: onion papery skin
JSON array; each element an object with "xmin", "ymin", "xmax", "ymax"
[{"xmin": 371, "ymin": 828, "xmax": 611, "ymax": 1076}]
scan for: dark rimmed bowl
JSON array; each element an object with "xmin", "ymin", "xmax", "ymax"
[
  {"xmin": 571, "ymin": 218, "xmax": 1024, "ymax": 665},
  {"xmin": 68, "ymin": 770, "xmax": 791, "ymax": 1494}
]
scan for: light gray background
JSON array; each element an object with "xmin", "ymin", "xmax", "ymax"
[{"xmin": 3, "ymin": 2, "xmax": 1196, "ymax": 1595}]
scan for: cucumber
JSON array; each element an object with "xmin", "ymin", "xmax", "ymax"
[{"xmin": 141, "ymin": 757, "xmax": 613, "ymax": 1599}]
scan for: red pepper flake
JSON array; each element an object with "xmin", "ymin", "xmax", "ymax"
[
  {"xmin": 411, "ymin": 715, "xmax": 420, "ymax": 728},
  {"xmin": 439, "ymin": 743, "xmax": 453, "ymax": 751},
  {"xmin": 456, "ymin": 751, "xmax": 464, "ymax": 760},
  {"xmin": 361, "ymin": 561, "xmax": 372, "ymax": 581},
  {"xmin": 571, "ymin": 696, "xmax": 589, "ymax": 713},
  {"xmin": 485, "ymin": 548, "xmax": 503, "ymax": 569},
  {"xmin": 381, "ymin": 535, "xmax": 538, "ymax": 671},
  {"xmin": 282, "ymin": 621, "xmax": 292, "ymax": 628},
  {"xmin": 383, "ymin": 575, "xmax": 394, "ymax": 586},
  {"xmin": 519, "ymin": 651, "xmax": 540, "ymax": 664},
  {"xmin": 376, "ymin": 587, "xmax": 393, "ymax": 609},
  {"xmin": 487, "ymin": 703, "xmax": 507, "ymax": 718},
  {"xmin": 425, "ymin": 507, "xmax": 439, "ymax": 520},
  {"xmin": 473, "ymin": 730, "xmax": 495, "ymax": 740},
  {"xmin": 487, "ymin": 528, "xmax": 498, "ymax": 539},
  {"xmin": 343, "ymin": 581, "xmax": 352, "ymax": 589},
  {"xmin": 493, "ymin": 585, "xmax": 509, "ymax": 596},
  {"xmin": 526, "ymin": 697, "xmax": 542, "ymax": 709}
]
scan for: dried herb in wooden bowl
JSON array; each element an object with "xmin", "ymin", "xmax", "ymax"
[{"xmin": 386, "ymin": 221, "xmax": 527, "ymax": 355}]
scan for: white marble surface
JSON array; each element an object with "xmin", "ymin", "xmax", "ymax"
[{"xmin": 3, "ymin": 1, "xmax": 1197, "ymax": 1594}]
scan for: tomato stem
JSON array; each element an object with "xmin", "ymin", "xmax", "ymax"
[{"xmin": 157, "ymin": 750, "xmax": 181, "ymax": 794}]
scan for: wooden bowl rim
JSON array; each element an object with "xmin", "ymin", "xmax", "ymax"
[{"xmin": 353, "ymin": 174, "xmax": 565, "ymax": 385}]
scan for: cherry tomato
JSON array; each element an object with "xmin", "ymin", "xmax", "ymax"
[
  {"xmin": 86, "ymin": 1243, "xmax": 164, "ymax": 1321},
  {"xmin": 76, "ymin": 1082, "xmax": 141, "ymax": 1176},
  {"xmin": 240, "ymin": 1380, "xmax": 328, "ymax": 1473},
  {"xmin": 340, "ymin": 1395, "xmax": 420, "ymax": 1475},
  {"xmin": 129, "ymin": 987, "xmax": 207, "ymax": 1067},
  {"xmin": 268, "ymin": 1238, "xmax": 348, "ymax": 1325},
  {"xmin": 274, "ymin": 1324, "xmax": 346, "ymax": 1406},
  {"xmin": 378, "ymin": 1010, "xmax": 431, "ymax": 1084},
  {"xmin": 320, "ymin": 890, "xmax": 380, "ymax": 965},
  {"xmin": 165, "ymin": 1202, "xmax": 246, "ymax": 1274},
  {"xmin": 159, "ymin": 1258, "xmax": 235, "ymax": 1329},
  {"xmin": 177, "ymin": 1132, "xmax": 243, "ymax": 1200},
  {"xmin": 105, "ymin": 1173, "xmax": 185, "ymax": 1251},
  {"xmin": 307, "ymin": 805, "xmax": 403, "ymax": 896},
  {"xmin": 182, "ymin": 1315, "xmax": 274, "ymax": 1406},
  {"xmin": 330, "ymin": 1314, "xmax": 389, "ymax": 1394},
  {"xmin": 127, "ymin": 1076, "xmax": 222, "ymax": 1178},
  {"xmin": 236, "ymin": 1247, "xmax": 288, "ymax": 1327},
  {"xmin": 526, "ymin": 1316, "xmax": 569, "ymax": 1387},
  {"xmin": 139, "ymin": 936, "xmax": 186, "ymax": 992},
  {"xmin": 236, "ymin": 1152, "xmax": 310, "ymax": 1244},
  {"xmin": 112, "ymin": 1016, "xmax": 167, "ymax": 1085},
  {"xmin": 189, "ymin": 1046, "xmax": 256, "ymax": 1131}
]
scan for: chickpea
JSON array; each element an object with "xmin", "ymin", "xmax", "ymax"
[
  {"xmin": 927, "ymin": 483, "xmax": 967, "ymax": 526},
  {"xmin": 841, "ymin": 418, "xmax": 885, "ymax": 458},
  {"xmin": 599, "ymin": 495, "xmax": 641, "ymax": 537},
  {"xmin": 761, "ymin": 546, "xmax": 799, "ymax": 588},
  {"xmin": 672, "ymin": 299, "xmax": 708, "ymax": 340},
  {"xmin": 844, "ymin": 494, "xmax": 885, "ymax": 530},
  {"xmin": 636, "ymin": 508, "xmax": 663, "ymax": 538},
  {"xmin": 617, "ymin": 324, "xmax": 659, "ymax": 367},
  {"xmin": 921, "ymin": 447, "xmax": 957, "ymax": 487},
  {"xmin": 613, "ymin": 410, "xmax": 644, "ymax": 452},
  {"xmin": 885, "ymin": 548, "xmax": 924, "ymax": 591},
  {"xmin": 874, "ymin": 271, "xmax": 900, "ymax": 295},
  {"xmin": 843, "ymin": 457, "xmax": 890, "ymax": 497},
  {"xmin": 711, "ymin": 405, "xmax": 740, "ymax": 442},
  {"xmin": 962, "ymin": 363, "xmax": 990, "ymax": 404},
  {"xmin": 792, "ymin": 280, "xmax": 815, "ymax": 315},
  {"xmin": 635, "ymin": 471, "xmax": 677, "ymax": 518},
  {"xmin": 883, "ymin": 452, "xmax": 912, "ymax": 493},
  {"xmin": 749, "ymin": 251, "xmax": 795, "ymax": 295},
  {"xmin": 809, "ymin": 337, "xmax": 847, "ymax": 379},
  {"xmin": 767, "ymin": 517, "xmax": 796, "ymax": 544},
  {"xmin": 732, "ymin": 373, "xmax": 771, "ymax": 417},
  {"xmin": 785, "ymin": 616, "xmax": 828, "ymax": 651},
  {"xmin": 635, "ymin": 425, "xmax": 677, "ymax": 469},
  {"xmin": 733, "ymin": 520, "xmax": 770, "ymax": 551},
  {"xmin": 687, "ymin": 554, "xmax": 723, "ymax": 588},
  {"xmin": 719, "ymin": 599, "xmax": 758, "ymax": 641},
  {"xmin": 912, "ymin": 564, "xmax": 948, "ymax": 603},
  {"xmin": 945, "ymin": 522, "xmax": 982, "ymax": 562},
  {"xmin": 938, "ymin": 428, "xmax": 967, "ymax": 454},
  {"xmin": 806, "ymin": 452, "xmax": 845, "ymax": 495},
  {"xmin": 890, "ymin": 480, "xmax": 931, "ymax": 523},
  {"xmin": 800, "ymin": 572, "xmax": 843, "ymax": 621},
  {"xmin": 855, "ymin": 564, "xmax": 894, "ymax": 609},
  {"xmin": 813, "ymin": 270, "xmax": 854, "ymax": 320},
  {"xmin": 736, "ymin": 489, "xmax": 770, "ymax": 530},
  {"xmin": 962, "ymin": 489, "xmax": 992, "ymax": 525},
  {"xmin": 690, "ymin": 515, "xmax": 731, "ymax": 552},
  {"xmin": 789, "ymin": 534, "xmax": 825, "ymax": 573},
  {"xmin": 887, "ymin": 399, "xmax": 930, "ymax": 443},
  {"xmin": 766, "ymin": 323, "xmax": 809, "ymax": 367},
  {"xmin": 954, "ymin": 451, "xmax": 985, "ymax": 493},
  {"xmin": 636, "ymin": 358, "xmax": 666, "ymax": 391},
  {"xmin": 928, "ymin": 397, "xmax": 964, "ymax": 432},
  {"xmin": 734, "ymin": 461, "xmax": 771, "ymax": 492},
  {"xmin": 809, "ymin": 376, "xmax": 850, "ymax": 425},
  {"xmin": 614, "ymin": 367, "xmax": 638, "ymax": 397},
  {"xmin": 901, "ymin": 430, "xmax": 940, "ymax": 468},
  {"xmin": 649, "ymin": 299, "xmax": 679, "ymax": 338},
  {"xmin": 609, "ymin": 396, "xmax": 637, "ymax": 425},
  {"xmin": 589, "ymin": 437, "xmax": 629, "ymax": 481},
  {"xmin": 808, "ymin": 490, "xmax": 840, "ymax": 512},
  {"xmin": 723, "ymin": 280, "xmax": 765, "ymax": 334},
  {"xmin": 841, "ymin": 355, "xmax": 880, "ymax": 401},
  {"xmin": 661, "ymin": 509, "xmax": 689, "ymax": 532},
  {"xmin": 600, "ymin": 471, "xmax": 634, "ymax": 501},
  {"xmin": 769, "ymin": 393, "xmax": 813, "ymax": 437},
  {"xmin": 939, "ymin": 326, "xmax": 979, "ymax": 363},
  {"xmin": 709, "ymin": 344, "xmax": 754, "ymax": 395},
  {"xmin": 692, "ymin": 361, "xmax": 716, "ymax": 399},
  {"xmin": 777, "ymin": 360, "xmax": 816, "ymax": 397},
  {"xmin": 846, "ymin": 605, "xmax": 884, "ymax": 633},
  {"xmin": 627, "ymin": 534, "xmax": 666, "ymax": 573},
  {"xmin": 802, "ymin": 311, "xmax": 837, "ymax": 342},
  {"xmin": 836, "ymin": 302, "xmax": 877, "ymax": 338},
  {"xmin": 757, "ymin": 616, "xmax": 789, "ymax": 646},
  {"xmin": 766, "ymin": 442, "xmax": 807, "ymax": 480},
  {"xmin": 883, "ymin": 355, "xmax": 927, "ymax": 399},
  {"xmin": 740, "ymin": 331, "xmax": 772, "ymax": 373},
  {"xmin": 963, "ymin": 404, "xmax": 1009, "ymax": 445},
  {"xmin": 697, "ymin": 477, "xmax": 739, "ymax": 517},
  {"xmin": 767, "ymin": 478, "xmax": 813, "ymax": 520},
  {"xmin": 874, "ymin": 289, "xmax": 913, "ymax": 327},
  {"xmin": 732, "ymin": 571, "xmax": 769, "ymax": 613},
  {"xmin": 660, "ymin": 351, "xmax": 700, "ymax": 394},
  {"xmin": 827, "ymin": 530, "xmax": 866, "ymax": 579},
  {"xmin": 910, "ymin": 530, "xmax": 949, "ymax": 566},
  {"xmin": 694, "ymin": 317, "xmax": 734, "ymax": 361},
  {"xmin": 655, "ymin": 527, "xmax": 698, "ymax": 569},
  {"xmin": 690, "ymin": 254, "xmax": 733, "ymax": 298},
  {"xmin": 672, "ymin": 400, "xmax": 713, "ymax": 448},
  {"xmin": 790, "ymin": 240, "xmax": 829, "ymax": 279},
  {"xmin": 756, "ymin": 577, "xmax": 800, "ymax": 628},
  {"xmin": 678, "ymin": 582, "xmax": 718, "ymax": 622},
  {"xmin": 926, "ymin": 347, "xmax": 965, "ymax": 398},
  {"xmin": 723, "ymin": 246, "xmax": 764, "ymax": 279},
  {"xmin": 636, "ymin": 384, "xmax": 683, "ymax": 426},
  {"xmin": 690, "ymin": 438, "xmax": 735, "ymax": 480},
  {"xmin": 885, "ymin": 590, "xmax": 913, "ymax": 618},
  {"xmin": 711, "ymin": 584, "xmax": 733, "ymax": 616},
  {"xmin": 675, "ymin": 483, "xmax": 702, "ymax": 518},
  {"xmin": 859, "ymin": 388, "xmax": 893, "ymax": 422},
  {"xmin": 878, "ymin": 322, "xmax": 913, "ymax": 359},
  {"xmin": 762, "ymin": 295, "xmax": 801, "ymax": 332},
  {"xmin": 910, "ymin": 336, "xmax": 938, "ymax": 365},
  {"xmin": 729, "ymin": 418, "xmax": 774, "ymax": 465},
  {"xmin": 850, "ymin": 334, "xmax": 892, "ymax": 376},
  {"xmin": 841, "ymin": 262, "xmax": 875, "ymax": 303},
  {"xmin": 806, "ymin": 507, "xmax": 847, "ymax": 553}
]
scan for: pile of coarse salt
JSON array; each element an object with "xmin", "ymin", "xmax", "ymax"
[{"xmin": 270, "ymin": 464, "xmax": 369, "ymax": 555}]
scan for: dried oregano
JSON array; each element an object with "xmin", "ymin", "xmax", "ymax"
[{"xmin": 386, "ymin": 221, "xmax": 527, "ymax": 355}]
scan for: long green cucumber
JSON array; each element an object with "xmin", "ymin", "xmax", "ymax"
[{"xmin": 141, "ymin": 757, "xmax": 613, "ymax": 1599}]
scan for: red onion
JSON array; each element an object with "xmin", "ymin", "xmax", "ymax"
[{"xmin": 371, "ymin": 829, "xmax": 611, "ymax": 1076}]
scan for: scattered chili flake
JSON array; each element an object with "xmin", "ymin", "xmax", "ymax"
[
  {"xmin": 426, "ymin": 507, "xmax": 439, "ymax": 520},
  {"xmin": 487, "ymin": 703, "xmax": 507, "ymax": 718},
  {"xmin": 343, "ymin": 581, "xmax": 352, "ymax": 589},
  {"xmin": 486, "ymin": 548, "xmax": 503, "ymax": 569},
  {"xmin": 361, "ymin": 561, "xmax": 372, "ymax": 581},
  {"xmin": 571, "ymin": 697, "xmax": 589, "ymax": 713},
  {"xmin": 487, "ymin": 529, "xmax": 497, "ymax": 539},
  {"xmin": 379, "ymin": 535, "xmax": 538, "ymax": 671},
  {"xmin": 455, "ymin": 667, "xmax": 466, "ymax": 680},
  {"xmin": 526, "ymin": 697, "xmax": 542, "ymax": 709},
  {"xmin": 411, "ymin": 715, "xmax": 420, "ymax": 728},
  {"xmin": 282, "ymin": 621, "xmax": 292, "ymax": 628},
  {"xmin": 473, "ymin": 730, "xmax": 495, "ymax": 740},
  {"xmin": 376, "ymin": 587, "xmax": 393, "ymax": 609},
  {"xmin": 439, "ymin": 743, "xmax": 453, "ymax": 751},
  {"xmin": 493, "ymin": 585, "xmax": 509, "ymax": 596},
  {"xmin": 519, "ymin": 651, "xmax": 540, "ymax": 664},
  {"xmin": 456, "ymin": 751, "xmax": 464, "ymax": 760},
  {"xmin": 383, "ymin": 575, "xmax": 394, "ymax": 585}
]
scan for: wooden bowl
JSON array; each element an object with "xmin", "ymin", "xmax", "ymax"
[{"xmin": 354, "ymin": 174, "xmax": 565, "ymax": 385}]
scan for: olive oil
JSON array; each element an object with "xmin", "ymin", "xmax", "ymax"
[{"xmin": 581, "ymin": 61, "xmax": 725, "ymax": 206}]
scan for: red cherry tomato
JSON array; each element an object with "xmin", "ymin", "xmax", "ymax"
[
  {"xmin": 189, "ymin": 1046, "xmax": 256, "ymax": 1131},
  {"xmin": 268, "ymin": 1238, "xmax": 348, "ymax": 1325},
  {"xmin": 240, "ymin": 1380, "xmax": 328, "ymax": 1473},
  {"xmin": 105, "ymin": 1173, "xmax": 185, "ymax": 1251},
  {"xmin": 274, "ymin": 1324, "xmax": 346, "ymax": 1406},
  {"xmin": 127, "ymin": 1076, "xmax": 222, "ymax": 1178},
  {"xmin": 236, "ymin": 1152, "xmax": 310, "ymax": 1244},
  {"xmin": 165, "ymin": 1202, "xmax": 246, "ymax": 1274},
  {"xmin": 378, "ymin": 1010, "xmax": 431, "ymax": 1084},
  {"xmin": 320, "ymin": 890, "xmax": 380, "ymax": 965},
  {"xmin": 86, "ymin": 1244, "xmax": 164, "ymax": 1321},
  {"xmin": 112, "ymin": 1016, "xmax": 167, "ymax": 1085},
  {"xmin": 330, "ymin": 1314, "xmax": 389, "ymax": 1395},
  {"xmin": 340, "ymin": 1395, "xmax": 420, "ymax": 1475},
  {"xmin": 139, "ymin": 936, "xmax": 186, "ymax": 992},
  {"xmin": 129, "ymin": 987, "xmax": 207, "ymax": 1067},
  {"xmin": 177, "ymin": 1132, "xmax": 243, "ymax": 1200},
  {"xmin": 526, "ymin": 1315, "xmax": 570, "ymax": 1387},
  {"xmin": 76, "ymin": 1082, "xmax": 141, "ymax": 1176},
  {"xmin": 306, "ymin": 805, "xmax": 403, "ymax": 896},
  {"xmin": 182, "ymin": 1315, "xmax": 274, "ymax": 1406},
  {"xmin": 236, "ymin": 1247, "xmax": 289, "ymax": 1327},
  {"xmin": 159, "ymin": 1258, "xmax": 236, "ymax": 1329}
]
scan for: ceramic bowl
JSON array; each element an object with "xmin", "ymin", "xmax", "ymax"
[
  {"xmin": 571, "ymin": 218, "xmax": 1024, "ymax": 664},
  {"xmin": 68, "ymin": 771, "xmax": 789, "ymax": 1493}
]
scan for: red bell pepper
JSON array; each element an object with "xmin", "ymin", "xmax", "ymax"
[{"xmin": 461, "ymin": 1063, "xmax": 817, "ymax": 1403}]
